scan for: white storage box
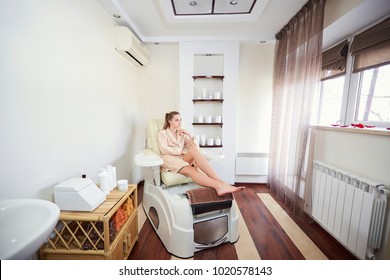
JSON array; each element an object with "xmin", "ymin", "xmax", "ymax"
[{"xmin": 54, "ymin": 178, "xmax": 106, "ymax": 211}]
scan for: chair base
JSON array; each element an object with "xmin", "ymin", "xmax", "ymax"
[{"xmin": 142, "ymin": 180, "xmax": 240, "ymax": 258}]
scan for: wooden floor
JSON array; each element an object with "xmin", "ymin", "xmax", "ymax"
[{"xmin": 129, "ymin": 183, "xmax": 356, "ymax": 260}]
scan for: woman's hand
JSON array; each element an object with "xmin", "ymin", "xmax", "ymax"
[
  {"xmin": 178, "ymin": 129, "xmax": 198, "ymax": 149},
  {"xmin": 177, "ymin": 129, "xmax": 191, "ymax": 138}
]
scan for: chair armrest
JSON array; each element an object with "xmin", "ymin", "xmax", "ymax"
[
  {"xmin": 134, "ymin": 149, "xmax": 163, "ymax": 167},
  {"xmin": 134, "ymin": 150, "xmax": 163, "ymax": 186}
]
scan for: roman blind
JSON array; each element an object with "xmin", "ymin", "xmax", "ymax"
[
  {"xmin": 321, "ymin": 40, "xmax": 348, "ymax": 80},
  {"xmin": 350, "ymin": 17, "xmax": 390, "ymax": 73}
]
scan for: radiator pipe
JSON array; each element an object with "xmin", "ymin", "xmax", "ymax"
[
  {"xmin": 381, "ymin": 188, "xmax": 390, "ymax": 195},
  {"xmin": 366, "ymin": 251, "xmax": 376, "ymax": 260},
  {"xmin": 376, "ymin": 184, "xmax": 390, "ymax": 196}
]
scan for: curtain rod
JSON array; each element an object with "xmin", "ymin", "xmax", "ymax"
[{"xmin": 275, "ymin": 0, "xmax": 323, "ymax": 40}]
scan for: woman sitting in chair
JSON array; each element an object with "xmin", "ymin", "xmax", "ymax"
[{"xmin": 158, "ymin": 111, "xmax": 245, "ymax": 196}]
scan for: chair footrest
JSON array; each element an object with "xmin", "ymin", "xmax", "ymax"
[{"xmin": 186, "ymin": 187, "xmax": 233, "ymax": 215}]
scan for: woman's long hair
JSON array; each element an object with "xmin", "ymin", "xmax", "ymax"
[{"xmin": 163, "ymin": 111, "xmax": 180, "ymax": 129}]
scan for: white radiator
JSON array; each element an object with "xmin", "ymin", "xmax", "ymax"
[
  {"xmin": 235, "ymin": 153, "xmax": 268, "ymax": 175},
  {"xmin": 311, "ymin": 160, "xmax": 388, "ymax": 259}
]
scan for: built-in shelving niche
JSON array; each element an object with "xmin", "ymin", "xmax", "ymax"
[{"xmin": 193, "ymin": 54, "xmax": 224, "ymax": 148}]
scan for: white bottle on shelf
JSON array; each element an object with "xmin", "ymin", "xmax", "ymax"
[
  {"xmin": 112, "ymin": 166, "xmax": 117, "ymax": 190},
  {"xmin": 201, "ymin": 88, "xmax": 207, "ymax": 99},
  {"xmin": 201, "ymin": 135, "xmax": 206, "ymax": 146},
  {"xmin": 98, "ymin": 168, "xmax": 110, "ymax": 195},
  {"xmin": 106, "ymin": 165, "xmax": 114, "ymax": 190}
]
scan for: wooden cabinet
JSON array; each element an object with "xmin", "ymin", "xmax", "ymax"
[{"xmin": 39, "ymin": 185, "xmax": 138, "ymax": 260}]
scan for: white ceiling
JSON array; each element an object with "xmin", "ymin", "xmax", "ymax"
[
  {"xmin": 97, "ymin": 0, "xmax": 390, "ymax": 47},
  {"xmin": 98, "ymin": 0, "xmax": 308, "ymax": 43}
]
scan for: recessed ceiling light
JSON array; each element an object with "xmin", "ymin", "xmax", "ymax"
[
  {"xmin": 189, "ymin": 1, "xmax": 197, "ymax": 6},
  {"xmin": 230, "ymin": 0, "xmax": 238, "ymax": 5},
  {"xmin": 113, "ymin": 14, "xmax": 121, "ymax": 18}
]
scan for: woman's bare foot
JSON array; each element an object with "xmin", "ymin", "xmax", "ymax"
[{"xmin": 215, "ymin": 184, "xmax": 245, "ymax": 196}]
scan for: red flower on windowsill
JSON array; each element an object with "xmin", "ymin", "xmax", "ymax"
[
  {"xmin": 351, "ymin": 123, "xmax": 365, "ymax": 128},
  {"xmin": 330, "ymin": 124, "xmax": 350, "ymax": 128},
  {"xmin": 330, "ymin": 124, "xmax": 379, "ymax": 129}
]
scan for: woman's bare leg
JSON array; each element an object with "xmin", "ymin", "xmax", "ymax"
[
  {"xmin": 182, "ymin": 145, "xmax": 224, "ymax": 183},
  {"xmin": 179, "ymin": 166, "xmax": 244, "ymax": 196}
]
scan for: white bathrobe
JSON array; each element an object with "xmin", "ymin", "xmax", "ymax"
[{"xmin": 158, "ymin": 128, "xmax": 192, "ymax": 173}]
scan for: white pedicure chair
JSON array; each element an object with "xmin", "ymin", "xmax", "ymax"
[{"xmin": 134, "ymin": 119, "xmax": 239, "ymax": 258}]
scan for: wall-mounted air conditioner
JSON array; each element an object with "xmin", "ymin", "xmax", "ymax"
[{"xmin": 114, "ymin": 26, "xmax": 149, "ymax": 67}]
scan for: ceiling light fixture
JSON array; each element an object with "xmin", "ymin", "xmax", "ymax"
[{"xmin": 172, "ymin": 0, "xmax": 256, "ymax": 16}]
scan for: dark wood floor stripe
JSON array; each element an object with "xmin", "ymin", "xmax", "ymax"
[
  {"xmin": 233, "ymin": 186, "xmax": 305, "ymax": 259},
  {"xmin": 258, "ymin": 193, "xmax": 327, "ymax": 259}
]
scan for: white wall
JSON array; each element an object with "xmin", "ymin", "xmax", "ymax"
[
  {"xmin": 235, "ymin": 42, "xmax": 274, "ymax": 183},
  {"xmin": 139, "ymin": 44, "xmax": 180, "ymax": 121},
  {"xmin": 324, "ymin": 0, "xmax": 363, "ymax": 28},
  {"xmin": 0, "ymin": 0, "xmax": 146, "ymax": 200},
  {"xmin": 237, "ymin": 42, "xmax": 273, "ymax": 153},
  {"xmin": 314, "ymin": 130, "xmax": 390, "ymax": 184},
  {"xmin": 131, "ymin": 43, "xmax": 180, "ymax": 179}
]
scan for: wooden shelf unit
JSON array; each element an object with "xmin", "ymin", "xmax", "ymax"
[
  {"xmin": 192, "ymin": 72, "xmax": 224, "ymax": 149},
  {"xmin": 192, "ymin": 122, "xmax": 223, "ymax": 127},
  {"xmin": 199, "ymin": 145, "xmax": 223, "ymax": 148},
  {"xmin": 192, "ymin": 99, "xmax": 224, "ymax": 103},
  {"xmin": 192, "ymin": 75, "xmax": 224, "ymax": 80},
  {"xmin": 39, "ymin": 185, "xmax": 138, "ymax": 260}
]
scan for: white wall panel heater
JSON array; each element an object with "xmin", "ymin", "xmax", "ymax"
[
  {"xmin": 311, "ymin": 160, "xmax": 388, "ymax": 259},
  {"xmin": 235, "ymin": 153, "xmax": 268, "ymax": 175}
]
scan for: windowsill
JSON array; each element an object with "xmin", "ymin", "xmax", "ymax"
[{"xmin": 314, "ymin": 125, "xmax": 390, "ymax": 136}]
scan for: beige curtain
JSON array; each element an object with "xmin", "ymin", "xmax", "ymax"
[{"xmin": 269, "ymin": 0, "xmax": 325, "ymax": 217}]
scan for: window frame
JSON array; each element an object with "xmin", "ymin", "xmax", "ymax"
[{"xmin": 318, "ymin": 37, "xmax": 390, "ymax": 129}]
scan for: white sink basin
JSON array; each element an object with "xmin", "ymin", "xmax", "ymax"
[{"xmin": 0, "ymin": 199, "xmax": 60, "ymax": 260}]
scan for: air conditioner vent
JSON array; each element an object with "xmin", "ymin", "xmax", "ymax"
[{"xmin": 114, "ymin": 26, "xmax": 149, "ymax": 67}]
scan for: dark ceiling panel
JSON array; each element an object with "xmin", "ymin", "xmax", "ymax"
[{"xmin": 172, "ymin": 0, "xmax": 257, "ymax": 16}]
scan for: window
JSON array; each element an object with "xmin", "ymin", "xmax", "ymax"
[
  {"xmin": 355, "ymin": 64, "xmax": 390, "ymax": 123},
  {"xmin": 317, "ymin": 17, "xmax": 390, "ymax": 128},
  {"xmin": 317, "ymin": 76, "xmax": 345, "ymax": 125}
]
